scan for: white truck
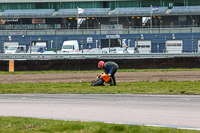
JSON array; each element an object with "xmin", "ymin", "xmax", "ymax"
[{"xmin": 61, "ymin": 40, "xmax": 79, "ymax": 52}]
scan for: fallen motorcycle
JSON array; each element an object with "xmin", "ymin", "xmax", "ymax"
[{"xmin": 91, "ymin": 73, "xmax": 112, "ymax": 86}]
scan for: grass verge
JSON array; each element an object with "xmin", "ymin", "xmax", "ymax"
[
  {"xmin": 0, "ymin": 116, "xmax": 198, "ymax": 133},
  {"xmin": 0, "ymin": 81, "xmax": 200, "ymax": 94},
  {"xmin": 0, "ymin": 68, "xmax": 200, "ymax": 74}
]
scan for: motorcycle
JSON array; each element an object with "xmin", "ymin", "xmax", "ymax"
[{"xmin": 91, "ymin": 73, "xmax": 112, "ymax": 86}]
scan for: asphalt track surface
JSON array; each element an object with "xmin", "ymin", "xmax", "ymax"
[{"xmin": 0, "ymin": 94, "xmax": 200, "ymax": 130}]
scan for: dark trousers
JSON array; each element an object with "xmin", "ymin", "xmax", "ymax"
[{"xmin": 110, "ymin": 66, "xmax": 118, "ymax": 85}]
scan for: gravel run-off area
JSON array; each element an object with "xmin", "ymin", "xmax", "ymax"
[{"xmin": 0, "ymin": 71, "xmax": 200, "ymax": 83}]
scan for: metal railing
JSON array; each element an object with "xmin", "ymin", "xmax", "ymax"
[
  {"xmin": 0, "ymin": 53, "xmax": 200, "ymax": 60},
  {"xmin": 0, "ymin": 27, "xmax": 200, "ymax": 36}
]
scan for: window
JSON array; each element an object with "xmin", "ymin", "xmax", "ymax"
[{"xmin": 167, "ymin": 43, "xmax": 172, "ymax": 46}]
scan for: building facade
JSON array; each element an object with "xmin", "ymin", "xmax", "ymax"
[{"xmin": 0, "ymin": 0, "xmax": 200, "ymax": 53}]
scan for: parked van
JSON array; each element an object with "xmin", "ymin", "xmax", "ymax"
[
  {"xmin": 89, "ymin": 48, "xmax": 102, "ymax": 54},
  {"xmin": 61, "ymin": 40, "xmax": 79, "ymax": 52},
  {"xmin": 28, "ymin": 46, "xmax": 46, "ymax": 54},
  {"xmin": 5, "ymin": 45, "xmax": 26, "ymax": 54},
  {"xmin": 110, "ymin": 47, "xmax": 128, "ymax": 54},
  {"xmin": 27, "ymin": 41, "xmax": 47, "ymax": 54}
]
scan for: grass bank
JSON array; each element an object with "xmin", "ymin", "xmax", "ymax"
[
  {"xmin": 0, "ymin": 68, "xmax": 200, "ymax": 74},
  {"xmin": 0, "ymin": 81, "xmax": 200, "ymax": 94},
  {"xmin": 0, "ymin": 116, "xmax": 198, "ymax": 133}
]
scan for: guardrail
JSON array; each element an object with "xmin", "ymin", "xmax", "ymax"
[
  {"xmin": 1, "ymin": 27, "xmax": 200, "ymax": 36},
  {"xmin": 0, "ymin": 53, "xmax": 200, "ymax": 60}
]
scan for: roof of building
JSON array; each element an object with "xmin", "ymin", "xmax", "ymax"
[
  {"xmin": 112, "ymin": 7, "xmax": 168, "ymax": 16},
  {"xmin": 0, "ymin": 0, "xmax": 126, "ymax": 3},
  {"xmin": 56, "ymin": 8, "xmax": 110, "ymax": 17},
  {"xmin": 2, "ymin": 9, "xmax": 55, "ymax": 17},
  {"xmin": 1, "ymin": 6, "xmax": 200, "ymax": 18}
]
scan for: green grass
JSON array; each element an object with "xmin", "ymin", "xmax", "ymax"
[
  {"xmin": 0, "ymin": 116, "xmax": 198, "ymax": 133},
  {"xmin": 1, "ymin": 81, "xmax": 200, "ymax": 94},
  {"xmin": 1, "ymin": 68, "xmax": 200, "ymax": 74}
]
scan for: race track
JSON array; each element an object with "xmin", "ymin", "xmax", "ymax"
[{"xmin": 0, "ymin": 94, "xmax": 199, "ymax": 130}]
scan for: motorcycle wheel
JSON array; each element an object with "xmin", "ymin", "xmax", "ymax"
[{"xmin": 92, "ymin": 78, "xmax": 104, "ymax": 86}]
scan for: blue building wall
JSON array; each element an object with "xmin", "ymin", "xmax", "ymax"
[{"xmin": 0, "ymin": 33, "xmax": 200, "ymax": 53}]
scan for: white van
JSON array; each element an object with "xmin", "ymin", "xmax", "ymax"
[
  {"xmin": 4, "ymin": 42, "xmax": 18, "ymax": 54},
  {"xmin": 27, "ymin": 46, "xmax": 46, "ymax": 54},
  {"xmin": 5, "ymin": 44, "xmax": 26, "ymax": 54},
  {"xmin": 27, "ymin": 41, "xmax": 47, "ymax": 54},
  {"xmin": 61, "ymin": 40, "xmax": 79, "ymax": 52}
]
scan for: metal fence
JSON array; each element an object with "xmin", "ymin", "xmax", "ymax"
[
  {"xmin": 1, "ymin": 27, "xmax": 200, "ymax": 36},
  {"xmin": 0, "ymin": 53, "xmax": 200, "ymax": 60}
]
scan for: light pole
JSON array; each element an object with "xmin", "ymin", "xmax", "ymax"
[
  {"xmin": 51, "ymin": 40, "xmax": 53, "ymax": 49},
  {"xmin": 96, "ymin": 40, "xmax": 98, "ymax": 48},
  {"xmin": 68, "ymin": 23, "xmax": 70, "ymax": 29},
  {"xmin": 160, "ymin": 20, "xmax": 162, "ymax": 28},
  {"xmin": 129, "ymin": 21, "xmax": 131, "ymax": 29},
  {"xmin": 116, "ymin": 10, "xmax": 119, "ymax": 26},
  {"xmin": 150, "ymin": 5, "xmax": 153, "ymax": 29},
  {"xmin": 98, "ymin": 22, "xmax": 101, "ymax": 29},
  {"xmin": 109, "ymin": 37, "xmax": 110, "ymax": 53},
  {"xmin": 193, "ymin": 20, "xmax": 195, "ymax": 27}
]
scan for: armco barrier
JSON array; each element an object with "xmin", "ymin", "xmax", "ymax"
[{"xmin": 1, "ymin": 57, "xmax": 200, "ymax": 71}]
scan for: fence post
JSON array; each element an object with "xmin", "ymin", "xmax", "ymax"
[{"xmin": 9, "ymin": 60, "xmax": 14, "ymax": 72}]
